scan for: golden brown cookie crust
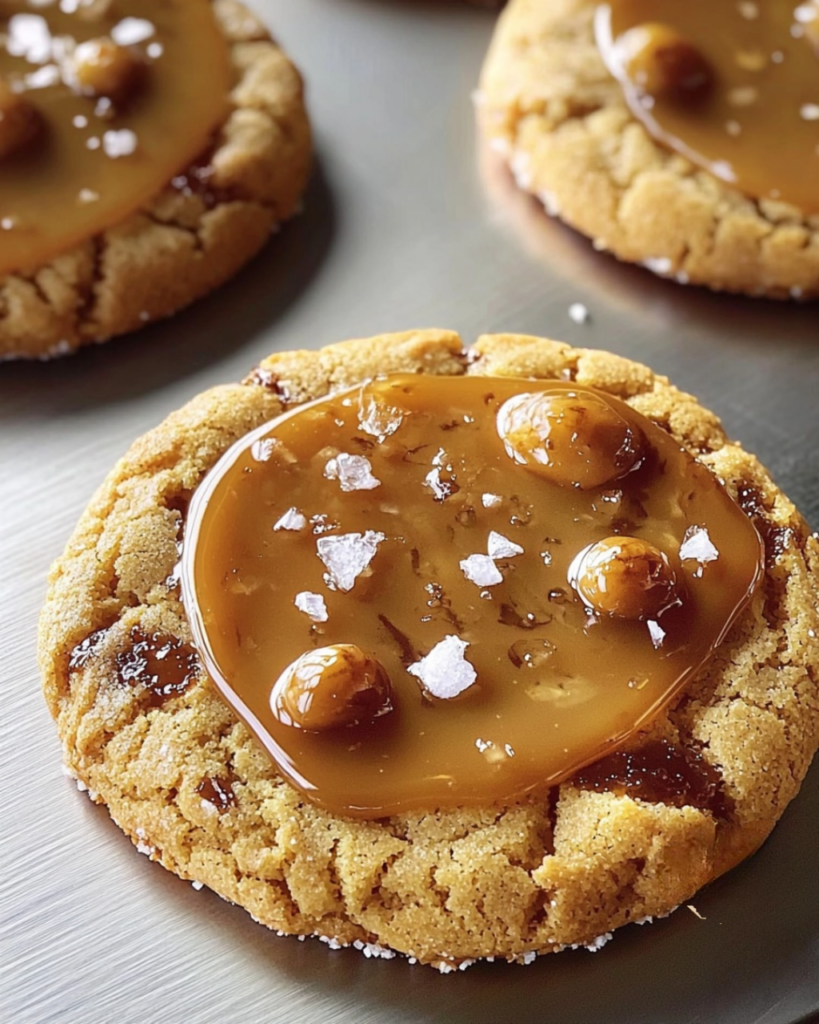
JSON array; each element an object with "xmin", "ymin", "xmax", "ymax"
[
  {"xmin": 478, "ymin": 0, "xmax": 819, "ymax": 299},
  {"xmin": 0, "ymin": 0, "xmax": 311, "ymax": 361},
  {"xmin": 39, "ymin": 331, "xmax": 819, "ymax": 969}
]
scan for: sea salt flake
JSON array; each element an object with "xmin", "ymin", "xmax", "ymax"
[
  {"xmin": 487, "ymin": 530, "xmax": 524, "ymax": 559},
  {"xmin": 647, "ymin": 620, "xmax": 666, "ymax": 649},
  {"xmin": 102, "ymin": 129, "xmax": 138, "ymax": 159},
  {"xmin": 111, "ymin": 17, "xmax": 155, "ymax": 45},
  {"xmin": 251, "ymin": 438, "xmax": 277, "ymax": 462},
  {"xmin": 325, "ymin": 453, "xmax": 381, "ymax": 492},
  {"xmin": 408, "ymin": 635, "xmax": 477, "ymax": 698},
  {"xmin": 482, "ymin": 493, "xmax": 502, "ymax": 508},
  {"xmin": 460, "ymin": 553, "xmax": 503, "ymax": 587},
  {"xmin": 7, "ymin": 14, "xmax": 52, "ymax": 63},
  {"xmin": 274, "ymin": 507, "xmax": 307, "ymax": 532},
  {"xmin": 642, "ymin": 256, "xmax": 672, "ymax": 275},
  {"xmin": 317, "ymin": 531, "xmax": 385, "ymax": 592},
  {"xmin": 358, "ymin": 394, "xmax": 403, "ymax": 440},
  {"xmin": 679, "ymin": 525, "xmax": 719, "ymax": 564},
  {"xmin": 191, "ymin": 880, "xmax": 204, "ymax": 891},
  {"xmin": 568, "ymin": 302, "xmax": 590, "ymax": 324},
  {"xmin": 794, "ymin": 3, "xmax": 817, "ymax": 23},
  {"xmin": 25, "ymin": 63, "xmax": 60, "ymax": 88},
  {"xmin": 800, "ymin": 103, "xmax": 819, "ymax": 121},
  {"xmin": 294, "ymin": 591, "xmax": 328, "ymax": 623}
]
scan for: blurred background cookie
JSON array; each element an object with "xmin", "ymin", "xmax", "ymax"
[
  {"xmin": 478, "ymin": 0, "xmax": 819, "ymax": 298},
  {"xmin": 0, "ymin": 0, "xmax": 311, "ymax": 360}
]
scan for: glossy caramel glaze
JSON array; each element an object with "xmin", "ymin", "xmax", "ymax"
[
  {"xmin": 181, "ymin": 375, "xmax": 763, "ymax": 818},
  {"xmin": 596, "ymin": 0, "xmax": 819, "ymax": 211},
  {"xmin": 0, "ymin": 0, "xmax": 230, "ymax": 276}
]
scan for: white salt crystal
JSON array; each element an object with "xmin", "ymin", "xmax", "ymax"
[
  {"xmin": 460, "ymin": 553, "xmax": 503, "ymax": 587},
  {"xmin": 679, "ymin": 525, "xmax": 719, "ymax": 564},
  {"xmin": 317, "ymin": 531, "xmax": 385, "ymax": 592},
  {"xmin": 568, "ymin": 302, "xmax": 590, "ymax": 324},
  {"xmin": 102, "ymin": 129, "xmax": 138, "ymax": 159},
  {"xmin": 325, "ymin": 453, "xmax": 380, "ymax": 492},
  {"xmin": 274, "ymin": 507, "xmax": 307, "ymax": 532},
  {"xmin": 294, "ymin": 591, "xmax": 328, "ymax": 623},
  {"xmin": 111, "ymin": 17, "xmax": 155, "ymax": 45},
  {"xmin": 251, "ymin": 438, "xmax": 277, "ymax": 462},
  {"xmin": 482, "ymin": 493, "xmax": 502, "ymax": 508},
  {"xmin": 642, "ymin": 256, "xmax": 672, "ymax": 276},
  {"xmin": 647, "ymin": 620, "xmax": 666, "ymax": 649},
  {"xmin": 487, "ymin": 530, "xmax": 524, "ymax": 559},
  {"xmin": 358, "ymin": 395, "xmax": 403, "ymax": 440},
  {"xmin": 25, "ymin": 64, "xmax": 61, "ymax": 88},
  {"xmin": 408, "ymin": 635, "xmax": 477, "ymax": 698}
]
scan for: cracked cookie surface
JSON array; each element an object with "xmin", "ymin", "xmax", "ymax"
[
  {"xmin": 0, "ymin": 0, "xmax": 311, "ymax": 361},
  {"xmin": 478, "ymin": 0, "xmax": 819, "ymax": 299},
  {"xmin": 39, "ymin": 330, "xmax": 819, "ymax": 969}
]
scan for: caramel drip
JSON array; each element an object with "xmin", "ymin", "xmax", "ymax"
[
  {"xmin": 115, "ymin": 628, "xmax": 199, "ymax": 708},
  {"xmin": 573, "ymin": 739, "xmax": 732, "ymax": 818},
  {"xmin": 195, "ymin": 776, "xmax": 236, "ymax": 810}
]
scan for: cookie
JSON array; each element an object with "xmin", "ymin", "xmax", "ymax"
[
  {"xmin": 39, "ymin": 330, "xmax": 819, "ymax": 969},
  {"xmin": 477, "ymin": 0, "xmax": 819, "ymax": 299},
  {"xmin": 0, "ymin": 0, "xmax": 311, "ymax": 361}
]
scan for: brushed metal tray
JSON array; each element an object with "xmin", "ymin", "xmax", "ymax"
[{"xmin": 2, "ymin": 2, "xmax": 818, "ymax": 1021}]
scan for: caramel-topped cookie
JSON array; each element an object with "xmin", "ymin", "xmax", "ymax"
[
  {"xmin": 39, "ymin": 331, "xmax": 819, "ymax": 969},
  {"xmin": 0, "ymin": 0, "xmax": 311, "ymax": 359},
  {"xmin": 479, "ymin": 0, "xmax": 819, "ymax": 298},
  {"xmin": 181, "ymin": 375, "xmax": 762, "ymax": 817}
]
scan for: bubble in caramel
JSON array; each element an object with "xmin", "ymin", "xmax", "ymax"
[
  {"xmin": 0, "ymin": 0, "xmax": 230, "ymax": 276},
  {"xmin": 496, "ymin": 390, "xmax": 644, "ymax": 489},
  {"xmin": 596, "ymin": 0, "xmax": 819, "ymax": 210},
  {"xmin": 181, "ymin": 375, "xmax": 763, "ymax": 818}
]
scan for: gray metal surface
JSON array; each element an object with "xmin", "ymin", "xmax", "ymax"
[{"xmin": 2, "ymin": 1, "xmax": 818, "ymax": 1022}]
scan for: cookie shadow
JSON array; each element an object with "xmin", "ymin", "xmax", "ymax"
[
  {"xmin": 147, "ymin": 761, "xmax": 819, "ymax": 1024},
  {"xmin": 478, "ymin": 144, "xmax": 819, "ymax": 354},
  {"xmin": 0, "ymin": 159, "xmax": 336, "ymax": 419}
]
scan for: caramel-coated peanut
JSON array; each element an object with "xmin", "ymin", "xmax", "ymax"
[
  {"xmin": 70, "ymin": 38, "xmax": 146, "ymax": 104},
  {"xmin": 570, "ymin": 536, "xmax": 680, "ymax": 620},
  {"xmin": 616, "ymin": 22, "xmax": 713, "ymax": 100},
  {"xmin": 496, "ymin": 391, "xmax": 644, "ymax": 489},
  {"xmin": 271, "ymin": 644, "xmax": 394, "ymax": 731}
]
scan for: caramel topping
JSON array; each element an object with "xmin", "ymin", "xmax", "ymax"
[
  {"xmin": 0, "ymin": 1, "xmax": 230, "ymax": 276},
  {"xmin": 181, "ymin": 376, "xmax": 763, "ymax": 818},
  {"xmin": 596, "ymin": 1, "xmax": 819, "ymax": 210}
]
